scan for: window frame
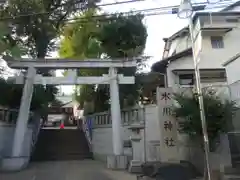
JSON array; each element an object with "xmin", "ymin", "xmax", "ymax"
[
  {"xmin": 178, "ymin": 74, "xmax": 194, "ymax": 86},
  {"xmin": 210, "ymin": 36, "xmax": 224, "ymax": 49}
]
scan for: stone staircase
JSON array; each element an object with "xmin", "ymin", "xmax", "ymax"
[
  {"xmin": 31, "ymin": 129, "xmax": 93, "ymax": 161},
  {"xmin": 223, "ymin": 167, "xmax": 240, "ymax": 180}
]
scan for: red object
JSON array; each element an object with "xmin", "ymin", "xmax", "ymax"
[{"xmin": 60, "ymin": 123, "xmax": 65, "ymax": 129}]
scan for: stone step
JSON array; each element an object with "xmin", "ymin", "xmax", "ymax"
[
  {"xmin": 31, "ymin": 129, "xmax": 92, "ymax": 161},
  {"xmin": 223, "ymin": 175, "xmax": 240, "ymax": 180},
  {"xmin": 32, "ymin": 154, "xmax": 93, "ymax": 161},
  {"xmin": 224, "ymin": 167, "xmax": 240, "ymax": 175},
  {"xmin": 34, "ymin": 151, "xmax": 90, "ymax": 155}
]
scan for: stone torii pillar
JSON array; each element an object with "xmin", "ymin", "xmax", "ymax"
[
  {"xmin": 109, "ymin": 67, "xmax": 123, "ymax": 155},
  {"xmin": 1, "ymin": 66, "xmax": 37, "ymax": 171},
  {"xmin": 12, "ymin": 67, "xmax": 36, "ymax": 158},
  {"xmin": 4, "ymin": 57, "xmax": 136, "ymax": 170}
]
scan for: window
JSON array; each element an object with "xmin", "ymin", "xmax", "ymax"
[
  {"xmin": 179, "ymin": 74, "xmax": 194, "ymax": 85},
  {"xmin": 200, "ymin": 72, "xmax": 226, "ymax": 83},
  {"xmin": 211, "ymin": 36, "xmax": 224, "ymax": 49},
  {"xmin": 225, "ymin": 18, "xmax": 238, "ymax": 23}
]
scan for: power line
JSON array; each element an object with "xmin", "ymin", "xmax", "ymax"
[
  {"xmin": 0, "ymin": 4, "xmax": 204, "ymax": 22},
  {"xmin": 0, "ymin": 2, "xmax": 235, "ymax": 70},
  {"xmin": 3, "ymin": 0, "xmax": 236, "ymax": 21},
  {"xmin": 0, "ymin": 0, "xmax": 234, "ymax": 23},
  {"xmin": 62, "ymin": 3, "xmax": 235, "ymax": 25},
  {"xmin": 0, "ymin": 0, "xmax": 146, "ymax": 20},
  {"xmin": 97, "ymin": 0, "xmax": 145, "ymax": 7}
]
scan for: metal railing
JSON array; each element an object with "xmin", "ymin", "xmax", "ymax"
[
  {"xmin": 30, "ymin": 114, "xmax": 42, "ymax": 154},
  {"xmin": 82, "ymin": 116, "xmax": 93, "ymax": 152}
]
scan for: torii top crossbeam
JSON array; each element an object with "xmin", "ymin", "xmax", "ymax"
[{"xmin": 3, "ymin": 57, "xmax": 137, "ymax": 69}]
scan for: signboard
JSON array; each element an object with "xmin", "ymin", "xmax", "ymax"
[{"xmin": 157, "ymin": 87, "xmax": 179, "ymax": 162}]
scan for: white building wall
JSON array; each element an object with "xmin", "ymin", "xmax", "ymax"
[
  {"xmin": 201, "ymin": 28, "xmax": 240, "ymax": 69},
  {"xmin": 167, "ymin": 35, "xmax": 192, "ymax": 57},
  {"xmin": 166, "ymin": 20, "xmax": 240, "ymax": 87},
  {"xmin": 168, "ymin": 38, "xmax": 178, "ymax": 56},
  {"xmin": 175, "ymin": 35, "xmax": 191, "ymax": 54},
  {"xmin": 228, "ymin": 5, "xmax": 240, "ymax": 11},
  {"xmin": 167, "ymin": 27, "xmax": 240, "ymax": 70},
  {"xmin": 48, "ymin": 114, "xmax": 65, "ymax": 122},
  {"xmin": 224, "ymin": 57, "xmax": 240, "ymax": 85},
  {"xmin": 166, "ymin": 56, "xmax": 194, "ymax": 87}
]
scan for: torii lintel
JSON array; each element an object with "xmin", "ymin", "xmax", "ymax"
[{"xmin": 3, "ymin": 56, "xmax": 137, "ymax": 69}]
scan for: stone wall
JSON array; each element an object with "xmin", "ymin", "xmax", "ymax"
[
  {"xmin": 88, "ymin": 105, "xmax": 161, "ymax": 162},
  {"xmin": 88, "ymin": 102, "xmax": 233, "ymax": 173},
  {"xmin": 0, "ymin": 123, "xmax": 33, "ymax": 158},
  {"xmin": 92, "ymin": 125, "xmax": 136, "ymax": 162}
]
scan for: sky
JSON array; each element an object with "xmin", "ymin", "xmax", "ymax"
[
  {"xmin": 7, "ymin": 0, "xmax": 235, "ymax": 94},
  {"xmin": 59, "ymin": 0, "xmax": 235, "ymax": 94},
  {"xmin": 100, "ymin": 0, "xmax": 188, "ymax": 67},
  {"xmin": 58, "ymin": 0, "xmax": 190, "ymax": 94}
]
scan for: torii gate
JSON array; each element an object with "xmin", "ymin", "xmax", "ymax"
[{"xmin": 4, "ymin": 57, "xmax": 136, "ymax": 167}]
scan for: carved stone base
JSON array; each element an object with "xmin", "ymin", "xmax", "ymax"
[
  {"xmin": 0, "ymin": 157, "xmax": 29, "ymax": 171},
  {"xmin": 107, "ymin": 155, "xmax": 128, "ymax": 170}
]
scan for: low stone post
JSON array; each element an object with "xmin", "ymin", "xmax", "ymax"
[{"xmin": 128, "ymin": 123, "xmax": 145, "ymax": 173}]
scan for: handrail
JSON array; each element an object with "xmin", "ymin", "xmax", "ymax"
[
  {"xmin": 81, "ymin": 106, "xmax": 145, "ymax": 151},
  {"xmin": 29, "ymin": 114, "xmax": 42, "ymax": 154},
  {"xmin": 82, "ymin": 116, "xmax": 93, "ymax": 152}
]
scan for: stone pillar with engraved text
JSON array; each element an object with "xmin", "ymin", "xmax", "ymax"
[{"xmin": 157, "ymin": 87, "xmax": 179, "ymax": 162}]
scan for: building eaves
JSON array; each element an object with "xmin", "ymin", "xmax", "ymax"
[
  {"xmin": 61, "ymin": 101, "xmax": 73, "ymax": 107},
  {"xmin": 220, "ymin": 0, "xmax": 240, "ymax": 11},
  {"xmin": 222, "ymin": 53, "xmax": 240, "ymax": 66},
  {"xmin": 164, "ymin": 12, "xmax": 240, "ymax": 42},
  {"xmin": 151, "ymin": 48, "xmax": 192, "ymax": 73},
  {"xmin": 192, "ymin": 11, "xmax": 240, "ymax": 23},
  {"xmin": 163, "ymin": 27, "xmax": 189, "ymax": 42},
  {"xmin": 164, "ymin": 11, "xmax": 240, "ymax": 42}
]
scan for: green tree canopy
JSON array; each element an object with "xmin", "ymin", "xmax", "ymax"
[
  {"xmin": 59, "ymin": 11, "xmax": 148, "ymax": 113},
  {"xmin": 0, "ymin": 77, "xmax": 59, "ymax": 111},
  {"xmin": 4, "ymin": 0, "xmax": 100, "ymax": 58},
  {"xmin": 98, "ymin": 13, "xmax": 147, "ymax": 108},
  {"xmin": 0, "ymin": 22, "xmax": 26, "ymax": 57},
  {"xmin": 172, "ymin": 89, "xmax": 238, "ymax": 150},
  {"xmin": 59, "ymin": 9, "xmax": 102, "ymax": 59},
  {"xmin": 98, "ymin": 13, "xmax": 147, "ymax": 58},
  {"xmin": 59, "ymin": 9, "xmax": 107, "ymax": 113},
  {"xmin": 0, "ymin": 1, "xmax": 101, "ymax": 116}
]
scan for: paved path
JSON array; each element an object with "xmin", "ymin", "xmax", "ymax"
[{"xmin": 0, "ymin": 160, "xmax": 136, "ymax": 180}]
